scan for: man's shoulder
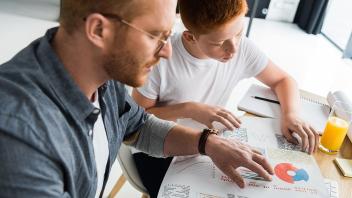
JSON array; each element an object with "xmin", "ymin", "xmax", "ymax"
[
  {"xmin": 0, "ymin": 56, "xmax": 50, "ymax": 117},
  {"xmin": 0, "ymin": 79, "xmax": 61, "ymax": 132},
  {"xmin": 0, "ymin": 35, "xmax": 52, "ymax": 107},
  {"xmin": 0, "ymin": 59, "xmax": 63, "ymax": 143},
  {"xmin": 0, "ymin": 81, "xmax": 71, "ymax": 158}
]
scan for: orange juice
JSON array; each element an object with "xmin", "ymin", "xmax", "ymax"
[{"xmin": 320, "ymin": 116, "xmax": 349, "ymax": 153}]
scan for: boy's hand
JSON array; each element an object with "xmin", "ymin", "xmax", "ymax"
[
  {"xmin": 281, "ymin": 112, "xmax": 319, "ymax": 154},
  {"xmin": 206, "ymin": 135, "xmax": 274, "ymax": 188},
  {"xmin": 188, "ymin": 102, "xmax": 241, "ymax": 130}
]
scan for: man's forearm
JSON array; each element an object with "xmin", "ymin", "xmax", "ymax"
[
  {"xmin": 164, "ymin": 124, "xmax": 201, "ymax": 156},
  {"xmin": 133, "ymin": 114, "xmax": 202, "ymax": 157},
  {"xmin": 132, "ymin": 114, "xmax": 176, "ymax": 157}
]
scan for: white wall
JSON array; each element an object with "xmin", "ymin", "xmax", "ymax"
[
  {"xmin": 0, "ymin": 0, "xmax": 60, "ymax": 21},
  {"xmin": 0, "ymin": 0, "xmax": 59, "ymax": 64}
]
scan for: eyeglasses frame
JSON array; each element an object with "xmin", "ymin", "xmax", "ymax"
[{"xmin": 98, "ymin": 13, "xmax": 172, "ymax": 54}]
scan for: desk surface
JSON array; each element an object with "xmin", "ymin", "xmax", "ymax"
[
  {"xmin": 314, "ymin": 138, "xmax": 352, "ymax": 198},
  {"xmin": 291, "ymin": 90, "xmax": 352, "ymax": 198},
  {"xmin": 244, "ymin": 89, "xmax": 352, "ymax": 198}
]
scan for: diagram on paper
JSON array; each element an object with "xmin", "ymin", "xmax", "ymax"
[
  {"xmin": 158, "ymin": 117, "xmax": 329, "ymax": 198},
  {"xmin": 274, "ymin": 163, "xmax": 309, "ymax": 184},
  {"xmin": 222, "ymin": 125, "xmax": 301, "ymax": 152}
]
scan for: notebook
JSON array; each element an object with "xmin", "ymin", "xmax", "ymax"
[
  {"xmin": 237, "ymin": 84, "xmax": 330, "ymax": 133},
  {"xmin": 334, "ymin": 158, "xmax": 352, "ymax": 178}
]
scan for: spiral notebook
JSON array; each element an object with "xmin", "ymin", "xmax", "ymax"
[{"xmin": 238, "ymin": 84, "xmax": 330, "ymax": 133}]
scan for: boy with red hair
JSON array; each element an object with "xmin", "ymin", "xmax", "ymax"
[{"xmin": 133, "ymin": 0, "xmax": 319, "ymax": 197}]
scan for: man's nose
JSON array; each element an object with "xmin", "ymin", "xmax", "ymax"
[{"xmin": 157, "ymin": 42, "xmax": 172, "ymax": 59}]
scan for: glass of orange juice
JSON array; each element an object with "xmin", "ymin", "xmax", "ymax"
[{"xmin": 319, "ymin": 101, "xmax": 352, "ymax": 154}]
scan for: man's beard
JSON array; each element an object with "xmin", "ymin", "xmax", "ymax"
[{"xmin": 103, "ymin": 49, "xmax": 159, "ymax": 88}]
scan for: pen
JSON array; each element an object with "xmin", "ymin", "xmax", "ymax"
[{"xmin": 252, "ymin": 96, "xmax": 280, "ymax": 104}]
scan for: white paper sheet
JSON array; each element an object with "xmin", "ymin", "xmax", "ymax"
[{"xmin": 158, "ymin": 117, "xmax": 329, "ymax": 198}]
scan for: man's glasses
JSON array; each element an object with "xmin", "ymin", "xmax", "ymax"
[{"xmin": 100, "ymin": 13, "xmax": 172, "ymax": 54}]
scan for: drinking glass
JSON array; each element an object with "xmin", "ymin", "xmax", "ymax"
[{"xmin": 319, "ymin": 101, "xmax": 352, "ymax": 154}]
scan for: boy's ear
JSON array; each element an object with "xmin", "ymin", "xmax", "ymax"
[{"xmin": 182, "ymin": 31, "xmax": 196, "ymax": 43}]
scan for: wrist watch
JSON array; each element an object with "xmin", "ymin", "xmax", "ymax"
[{"xmin": 198, "ymin": 128, "xmax": 219, "ymax": 155}]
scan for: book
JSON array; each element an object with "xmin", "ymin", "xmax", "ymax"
[
  {"xmin": 237, "ymin": 84, "xmax": 352, "ymax": 136},
  {"xmin": 157, "ymin": 117, "xmax": 329, "ymax": 198}
]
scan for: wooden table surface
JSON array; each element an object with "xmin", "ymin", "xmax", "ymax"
[
  {"xmin": 300, "ymin": 89, "xmax": 352, "ymax": 198},
  {"xmin": 244, "ymin": 89, "xmax": 352, "ymax": 197},
  {"xmin": 313, "ymin": 137, "xmax": 352, "ymax": 198}
]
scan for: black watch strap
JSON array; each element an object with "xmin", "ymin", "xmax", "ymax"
[{"xmin": 198, "ymin": 128, "xmax": 219, "ymax": 155}]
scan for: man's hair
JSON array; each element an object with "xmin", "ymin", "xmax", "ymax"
[
  {"xmin": 179, "ymin": 0, "xmax": 248, "ymax": 34},
  {"xmin": 59, "ymin": 0, "xmax": 142, "ymax": 33}
]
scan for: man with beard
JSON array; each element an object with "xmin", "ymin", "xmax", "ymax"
[{"xmin": 0, "ymin": 0, "xmax": 273, "ymax": 197}]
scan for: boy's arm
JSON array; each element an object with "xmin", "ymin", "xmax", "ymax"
[
  {"xmin": 132, "ymin": 89, "xmax": 189, "ymax": 121},
  {"xmin": 256, "ymin": 60, "xmax": 319, "ymax": 154},
  {"xmin": 132, "ymin": 89, "xmax": 241, "ymax": 129}
]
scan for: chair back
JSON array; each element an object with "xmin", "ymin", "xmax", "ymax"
[{"xmin": 117, "ymin": 144, "xmax": 149, "ymax": 194}]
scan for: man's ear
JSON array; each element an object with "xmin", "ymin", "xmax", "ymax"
[
  {"xmin": 84, "ymin": 13, "xmax": 112, "ymax": 49},
  {"xmin": 182, "ymin": 31, "xmax": 197, "ymax": 43}
]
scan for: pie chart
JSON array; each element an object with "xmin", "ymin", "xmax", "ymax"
[{"xmin": 274, "ymin": 163, "xmax": 309, "ymax": 184}]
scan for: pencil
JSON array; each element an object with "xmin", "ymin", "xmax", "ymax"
[{"xmin": 252, "ymin": 96, "xmax": 280, "ymax": 104}]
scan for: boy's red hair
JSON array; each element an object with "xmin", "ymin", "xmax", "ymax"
[{"xmin": 179, "ymin": 0, "xmax": 248, "ymax": 34}]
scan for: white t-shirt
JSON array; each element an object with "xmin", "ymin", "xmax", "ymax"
[
  {"xmin": 91, "ymin": 92, "xmax": 109, "ymax": 198},
  {"xmin": 138, "ymin": 33, "xmax": 268, "ymax": 108}
]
